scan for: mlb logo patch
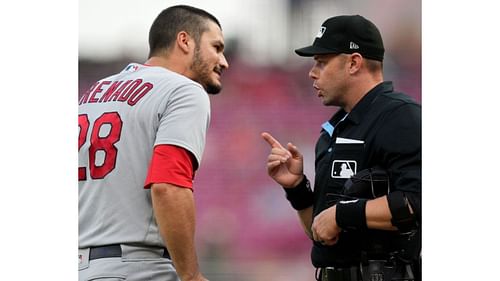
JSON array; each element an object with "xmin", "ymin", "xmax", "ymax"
[
  {"xmin": 125, "ymin": 64, "xmax": 139, "ymax": 72},
  {"xmin": 331, "ymin": 160, "xmax": 357, "ymax": 178}
]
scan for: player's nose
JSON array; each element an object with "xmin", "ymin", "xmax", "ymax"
[{"xmin": 219, "ymin": 53, "xmax": 229, "ymax": 70}]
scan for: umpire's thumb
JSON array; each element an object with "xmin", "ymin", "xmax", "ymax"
[{"xmin": 287, "ymin": 142, "xmax": 303, "ymax": 159}]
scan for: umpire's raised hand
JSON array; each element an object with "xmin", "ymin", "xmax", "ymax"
[{"xmin": 261, "ymin": 132, "xmax": 304, "ymax": 188}]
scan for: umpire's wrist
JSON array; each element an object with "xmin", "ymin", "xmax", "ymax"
[
  {"xmin": 283, "ymin": 175, "xmax": 314, "ymax": 210},
  {"xmin": 335, "ymin": 198, "xmax": 368, "ymax": 231},
  {"xmin": 283, "ymin": 175, "xmax": 305, "ymax": 189}
]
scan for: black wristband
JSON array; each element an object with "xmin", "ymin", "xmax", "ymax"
[
  {"xmin": 283, "ymin": 176, "xmax": 314, "ymax": 210},
  {"xmin": 335, "ymin": 198, "xmax": 367, "ymax": 231}
]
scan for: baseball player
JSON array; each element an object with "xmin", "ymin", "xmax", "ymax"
[{"xmin": 78, "ymin": 5, "xmax": 228, "ymax": 281}]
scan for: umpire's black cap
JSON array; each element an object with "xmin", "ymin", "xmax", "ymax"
[{"xmin": 295, "ymin": 15, "xmax": 385, "ymax": 61}]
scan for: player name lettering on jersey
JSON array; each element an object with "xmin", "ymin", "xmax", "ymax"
[{"xmin": 79, "ymin": 79, "xmax": 153, "ymax": 106}]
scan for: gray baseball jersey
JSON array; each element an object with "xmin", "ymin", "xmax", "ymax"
[{"xmin": 78, "ymin": 63, "xmax": 210, "ymax": 248}]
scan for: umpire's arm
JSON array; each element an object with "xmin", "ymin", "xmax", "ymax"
[{"xmin": 374, "ymin": 103, "xmax": 421, "ymax": 232}]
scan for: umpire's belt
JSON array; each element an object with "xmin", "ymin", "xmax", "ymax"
[
  {"xmin": 318, "ymin": 261, "xmax": 416, "ymax": 281},
  {"xmin": 88, "ymin": 244, "xmax": 170, "ymax": 260},
  {"xmin": 319, "ymin": 266, "xmax": 360, "ymax": 281}
]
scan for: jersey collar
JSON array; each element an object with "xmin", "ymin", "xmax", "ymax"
[{"xmin": 321, "ymin": 81, "xmax": 394, "ymax": 136}]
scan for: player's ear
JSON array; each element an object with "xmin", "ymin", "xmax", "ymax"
[{"xmin": 176, "ymin": 31, "xmax": 192, "ymax": 54}]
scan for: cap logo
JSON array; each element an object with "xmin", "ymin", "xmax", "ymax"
[
  {"xmin": 316, "ymin": 26, "xmax": 326, "ymax": 38},
  {"xmin": 349, "ymin": 42, "xmax": 359, "ymax": 49}
]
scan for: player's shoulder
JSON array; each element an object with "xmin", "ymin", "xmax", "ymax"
[{"xmin": 134, "ymin": 64, "xmax": 205, "ymax": 94}]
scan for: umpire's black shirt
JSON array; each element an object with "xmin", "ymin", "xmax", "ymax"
[{"xmin": 311, "ymin": 81, "xmax": 421, "ymax": 267}]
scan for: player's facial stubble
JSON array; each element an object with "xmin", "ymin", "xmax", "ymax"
[{"xmin": 191, "ymin": 45, "xmax": 223, "ymax": 95}]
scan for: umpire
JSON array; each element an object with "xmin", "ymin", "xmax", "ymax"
[{"xmin": 262, "ymin": 15, "xmax": 421, "ymax": 281}]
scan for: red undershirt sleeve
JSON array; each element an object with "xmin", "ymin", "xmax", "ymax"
[{"xmin": 144, "ymin": 144, "xmax": 197, "ymax": 190}]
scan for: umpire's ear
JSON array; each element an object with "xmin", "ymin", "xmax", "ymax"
[{"xmin": 347, "ymin": 53, "xmax": 363, "ymax": 74}]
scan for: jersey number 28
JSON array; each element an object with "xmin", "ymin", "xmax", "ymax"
[{"xmin": 78, "ymin": 112, "xmax": 123, "ymax": 181}]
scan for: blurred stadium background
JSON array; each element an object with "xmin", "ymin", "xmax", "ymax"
[{"xmin": 79, "ymin": 0, "xmax": 421, "ymax": 280}]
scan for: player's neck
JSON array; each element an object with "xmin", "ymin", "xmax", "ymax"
[{"xmin": 144, "ymin": 56, "xmax": 190, "ymax": 76}]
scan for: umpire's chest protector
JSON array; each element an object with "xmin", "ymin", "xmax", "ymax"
[
  {"xmin": 312, "ymin": 82, "xmax": 420, "ymax": 217},
  {"xmin": 313, "ymin": 120, "xmax": 367, "ymax": 216}
]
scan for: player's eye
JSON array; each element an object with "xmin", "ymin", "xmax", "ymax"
[{"xmin": 214, "ymin": 44, "xmax": 224, "ymax": 53}]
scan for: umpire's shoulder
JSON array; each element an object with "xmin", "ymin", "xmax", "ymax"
[{"xmin": 379, "ymin": 90, "xmax": 420, "ymax": 110}]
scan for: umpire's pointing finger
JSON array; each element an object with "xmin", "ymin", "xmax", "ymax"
[{"xmin": 261, "ymin": 132, "xmax": 284, "ymax": 149}]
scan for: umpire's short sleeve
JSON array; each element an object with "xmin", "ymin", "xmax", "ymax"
[{"xmin": 376, "ymin": 103, "xmax": 421, "ymax": 193}]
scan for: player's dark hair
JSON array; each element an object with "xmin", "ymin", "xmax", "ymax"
[{"xmin": 148, "ymin": 5, "xmax": 221, "ymax": 58}]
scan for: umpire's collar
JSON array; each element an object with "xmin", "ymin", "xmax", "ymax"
[{"xmin": 328, "ymin": 81, "xmax": 394, "ymax": 126}]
